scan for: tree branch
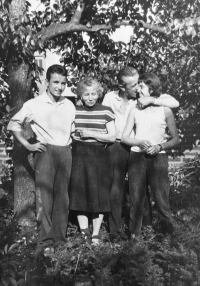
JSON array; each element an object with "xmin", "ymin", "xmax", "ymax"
[
  {"xmin": 70, "ymin": 0, "xmax": 85, "ymax": 24},
  {"xmin": 35, "ymin": 2, "xmax": 200, "ymax": 46},
  {"xmin": 138, "ymin": 20, "xmax": 166, "ymax": 34},
  {"xmin": 36, "ymin": 20, "xmax": 133, "ymax": 43}
]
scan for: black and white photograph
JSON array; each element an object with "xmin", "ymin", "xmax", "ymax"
[{"xmin": 0, "ymin": 0, "xmax": 200, "ymax": 285}]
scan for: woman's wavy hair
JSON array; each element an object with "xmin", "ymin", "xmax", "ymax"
[
  {"xmin": 76, "ymin": 77, "xmax": 104, "ymax": 99},
  {"xmin": 138, "ymin": 73, "xmax": 162, "ymax": 98}
]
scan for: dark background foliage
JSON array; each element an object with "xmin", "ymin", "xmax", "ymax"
[{"xmin": 1, "ymin": 0, "xmax": 200, "ymax": 284}]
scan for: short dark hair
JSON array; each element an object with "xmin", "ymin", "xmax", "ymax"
[
  {"xmin": 138, "ymin": 73, "xmax": 162, "ymax": 97},
  {"xmin": 117, "ymin": 66, "xmax": 138, "ymax": 83},
  {"xmin": 76, "ymin": 77, "xmax": 103, "ymax": 99},
  {"xmin": 46, "ymin": 64, "xmax": 67, "ymax": 81}
]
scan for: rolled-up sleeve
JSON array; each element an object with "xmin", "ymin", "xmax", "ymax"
[{"xmin": 7, "ymin": 103, "xmax": 34, "ymax": 132}]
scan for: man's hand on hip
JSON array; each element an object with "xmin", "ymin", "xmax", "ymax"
[{"xmin": 26, "ymin": 142, "xmax": 47, "ymax": 152}]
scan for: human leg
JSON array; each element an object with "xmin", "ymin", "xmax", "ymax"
[
  {"xmin": 108, "ymin": 142, "xmax": 129, "ymax": 236},
  {"xmin": 77, "ymin": 212, "xmax": 91, "ymax": 244},
  {"xmin": 70, "ymin": 142, "xmax": 111, "ymax": 245},
  {"xmin": 77, "ymin": 212, "xmax": 104, "ymax": 245},
  {"xmin": 92, "ymin": 213, "xmax": 104, "ymax": 245},
  {"xmin": 142, "ymin": 183, "xmax": 152, "ymax": 226},
  {"xmin": 51, "ymin": 146, "xmax": 72, "ymax": 244},
  {"xmin": 77, "ymin": 213, "xmax": 89, "ymax": 230},
  {"xmin": 147, "ymin": 154, "xmax": 173, "ymax": 234},
  {"xmin": 128, "ymin": 152, "xmax": 147, "ymax": 236},
  {"xmin": 34, "ymin": 146, "xmax": 55, "ymax": 244}
]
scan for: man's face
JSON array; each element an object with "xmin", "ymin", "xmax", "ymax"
[
  {"xmin": 119, "ymin": 74, "xmax": 139, "ymax": 99},
  {"xmin": 46, "ymin": 73, "xmax": 67, "ymax": 99}
]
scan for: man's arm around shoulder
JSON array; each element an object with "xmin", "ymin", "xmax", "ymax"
[
  {"xmin": 137, "ymin": 94, "xmax": 179, "ymax": 109},
  {"xmin": 158, "ymin": 94, "xmax": 179, "ymax": 108}
]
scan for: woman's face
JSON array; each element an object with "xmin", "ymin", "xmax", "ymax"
[
  {"xmin": 81, "ymin": 86, "xmax": 99, "ymax": 107},
  {"xmin": 138, "ymin": 81, "xmax": 151, "ymax": 98}
]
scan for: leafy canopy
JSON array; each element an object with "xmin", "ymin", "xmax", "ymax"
[{"xmin": 0, "ymin": 0, "xmax": 200, "ymax": 151}]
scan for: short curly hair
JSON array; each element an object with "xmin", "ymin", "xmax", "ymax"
[
  {"xmin": 138, "ymin": 73, "xmax": 162, "ymax": 97},
  {"xmin": 76, "ymin": 77, "xmax": 104, "ymax": 99}
]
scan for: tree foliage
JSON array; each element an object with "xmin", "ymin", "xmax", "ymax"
[
  {"xmin": 130, "ymin": 0, "xmax": 200, "ymax": 152},
  {"xmin": 1, "ymin": 1, "xmax": 200, "ymax": 283},
  {"xmin": 1, "ymin": 0, "xmax": 200, "ymax": 221},
  {"xmin": 1, "ymin": 0, "xmax": 200, "ymax": 149}
]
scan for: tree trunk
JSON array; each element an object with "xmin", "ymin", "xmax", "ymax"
[{"xmin": 8, "ymin": 60, "xmax": 36, "ymax": 227}]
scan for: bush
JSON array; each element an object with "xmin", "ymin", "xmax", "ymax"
[{"xmin": 1, "ymin": 156, "xmax": 200, "ymax": 285}]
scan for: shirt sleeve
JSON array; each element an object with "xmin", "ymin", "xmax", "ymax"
[
  {"xmin": 70, "ymin": 104, "xmax": 76, "ymax": 134},
  {"xmin": 7, "ymin": 103, "xmax": 34, "ymax": 132},
  {"xmin": 71, "ymin": 103, "xmax": 76, "ymax": 121},
  {"xmin": 158, "ymin": 94, "xmax": 179, "ymax": 108},
  {"xmin": 104, "ymin": 107, "xmax": 115, "ymax": 123}
]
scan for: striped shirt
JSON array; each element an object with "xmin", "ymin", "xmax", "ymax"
[{"xmin": 73, "ymin": 103, "xmax": 115, "ymax": 142}]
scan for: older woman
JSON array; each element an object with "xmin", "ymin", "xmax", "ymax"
[{"xmin": 69, "ymin": 77, "xmax": 116, "ymax": 245}]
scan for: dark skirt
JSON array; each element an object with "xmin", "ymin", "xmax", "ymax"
[{"xmin": 69, "ymin": 141, "xmax": 112, "ymax": 213}]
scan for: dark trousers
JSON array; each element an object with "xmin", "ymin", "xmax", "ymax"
[
  {"xmin": 34, "ymin": 145, "xmax": 72, "ymax": 244},
  {"xmin": 108, "ymin": 142, "xmax": 130, "ymax": 235},
  {"xmin": 128, "ymin": 152, "xmax": 172, "ymax": 235}
]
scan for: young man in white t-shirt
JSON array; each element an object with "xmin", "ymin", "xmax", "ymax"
[{"xmin": 7, "ymin": 65, "xmax": 76, "ymax": 254}]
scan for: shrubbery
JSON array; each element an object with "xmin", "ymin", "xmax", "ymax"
[{"xmin": 1, "ymin": 156, "xmax": 200, "ymax": 286}]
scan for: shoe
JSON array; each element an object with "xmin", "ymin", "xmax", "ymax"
[
  {"xmin": 91, "ymin": 235, "xmax": 101, "ymax": 246},
  {"xmin": 80, "ymin": 228, "xmax": 92, "ymax": 245}
]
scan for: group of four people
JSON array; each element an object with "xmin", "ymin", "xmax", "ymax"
[{"xmin": 7, "ymin": 64, "xmax": 180, "ymax": 252}]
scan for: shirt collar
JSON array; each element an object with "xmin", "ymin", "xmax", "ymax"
[
  {"xmin": 116, "ymin": 90, "xmax": 136, "ymax": 105},
  {"xmin": 40, "ymin": 91, "xmax": 65, "ymax": 105},
  {"xmin": 116, "ymin": 91, "xmax": 122, "ymax": 101}
]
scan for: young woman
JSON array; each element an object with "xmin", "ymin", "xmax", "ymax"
[
  {"xmin": 122, "ymin": 73, "xmax": 180, "ymax": 239},
  {"xmin": 69, "ymin": 77, "xmax": 116, "ymax": 245}
]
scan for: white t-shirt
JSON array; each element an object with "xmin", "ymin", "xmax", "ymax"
[
  {"xmin": 130, "ymin": 106, "xmax": 167, "ymax": 153},
  {"xmin": 102, "ymin": 90, "xmax": 136, "ymax": 140}
]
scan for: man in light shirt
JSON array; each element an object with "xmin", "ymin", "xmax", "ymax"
[
  {"xmin": 7, "ymin": 65, "xmax": 75, "ymax": 253},
  {"xmin": 103, "ymin": 66, "xmax": 179, "ymax": 241}
]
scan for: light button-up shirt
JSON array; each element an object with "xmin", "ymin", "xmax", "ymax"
[{"xmin": 7, "ymin": 92, "xmax": 76, "ymax": 146}]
